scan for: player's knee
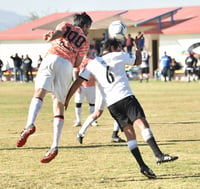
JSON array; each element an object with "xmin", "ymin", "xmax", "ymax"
[{"xmin": 75, "ymin": 103, "xmax": 82, "ymax": 108}]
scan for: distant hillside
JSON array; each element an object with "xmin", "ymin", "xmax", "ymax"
[{"xmin": 0, "ymin": 10, "xmax": 29, "ymax": 31}]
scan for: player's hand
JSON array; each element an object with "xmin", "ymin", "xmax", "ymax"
[{"xmin": 43, "ymin": 31, "xmax": 54, "ymax": 42}]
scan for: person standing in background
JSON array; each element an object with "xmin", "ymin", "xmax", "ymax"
[
  {"xmin": 23, "ymin": 54, "xmax": 33, "ymax": 82},
  {"xmin": 10, "ymin": 53, "xmax": 23, "ymax": 82},
  {"xmin": 0, "ymin": 59, "xmax": 3, "ymax": 81},
  {"xmin": 125, "ymin": 34, "xmax": 134, "ymax": 57},
  {"xmin": 160, "ymin": 51, "xmax": 172, "ymax": 82}
]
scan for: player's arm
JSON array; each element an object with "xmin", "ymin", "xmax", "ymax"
[
  {"xmin": 43, "ymin": 30, "xmax": 65, "ymax": 42},
  {"xmin": 64, "ymin": 77, "xmax": 85, "ymax": 110},
  {"xmin": 74, "ymin": 55, "xmax": 84, "ymax": 68},
  {"xmin": 134, "ymin": 34, "xmax": 143, "ymax": 66}
]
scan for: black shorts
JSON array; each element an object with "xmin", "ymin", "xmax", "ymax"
[
  {"xmin": 108, "ymin": 95, "xmax": 145, "ymax": 131},
  {"xmin": 141, "ymin": 67, "xmax": 149, "ymax": 74}
]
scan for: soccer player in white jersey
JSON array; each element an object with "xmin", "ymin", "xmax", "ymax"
[
  {"xmin": 64, "ymin": 37, "xmax": 178, "ymax": 179},
  {"xmin": 16, "ymin": 12, "xmax": 93, "ymax": 163}
]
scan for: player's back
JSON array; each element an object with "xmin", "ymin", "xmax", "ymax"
[
  {"xmin": 86, "ymin": 52, "xmax": 134, "ymax": 106},
  {"xmin": 48, "ymin": 22, "xmax": 90, "ymax": 66}
]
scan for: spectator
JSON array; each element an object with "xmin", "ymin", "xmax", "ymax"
[
  {"xmin": 139, "ymin": 50, "xmax": 150, "ymax": 82},
  {"xmin": 170, "ymin": 58, "xmax": 182, "ymax": 79},
  {"xmin": 136, "ymin": 31, "xmax": 145, "ymax": 51},
  {"xmin": 196, "ymin": 55, "xmax": 200, "ymax": 80},
  {"xmin": 160, "ymin": 51, "xmax": 172, "ymax": 82},
  {"xmin": 0, "ymin": 59, "xmax": 3, "ymax": 81},
  {"xmin": 23, "ymin": 54, "xmax": 33, "ymax": 82},
  {"xmin": 125, "ymin": 33, "xmax": 134, "ymax": 57},
  {"xmin": 10, "ymin": 53, "xmax": 23, "ymax": 82},
  {"xmin": 89, "ymin": 39, "xmax": 99, "ymax": 58},
  {"xmin": 185, "ymin": 52, "xmax": 197, "ymax": 82}
]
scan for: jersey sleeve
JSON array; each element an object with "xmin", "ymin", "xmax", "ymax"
[
  {"xmin": 79, "ymin": 62, "xmax": 92, "ymax": 81},
  {"xmin": 55, "ymin": 22, "xmax": 69, "ymax": 31}
]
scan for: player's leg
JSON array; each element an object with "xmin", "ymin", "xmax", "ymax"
[
  {"xmin": 111, "ymin": 120, "xmax": 126, "ymax": 142},
  {"xmin": 40, "ymin": 55, "xmax": 73, "ymax": 163},
  {"xmin": 86, "ymin": 86, "xmax": 98, "ymax": 126},
  {"xmin": 123, "ymin": 124, "xmax": 156, "ymax": 179},
  {"xmin": 107, "ymin": 98, "xmax": 156, "ymax": 179},
  {"xmin": 40, "ymin": 97, "xmax": 64, "ymax": 163},
  {"xmin": 16, "ymin": 88, "xmax": 47, "ymax": 147},
  {"xmin": 74, "ymin": 87, "xmax": 85, "ymax": 126},
  {"xmin": 16, "ymin": 55, "xmax": 57, "ymax": 148},
  {"xmin": 74, "ymin": 102, "xmax": 82, "ymax": 126},
  {"xmin": 77, "ymin": 86, "xmax": 105, "ymax": 144},
  {"xmin": 135, "ymin": 117, "xmax": 178, "ymax": 164},
  {"xmin": 77, "ymin": 109, "xmax": 103, "ymax": 144}
]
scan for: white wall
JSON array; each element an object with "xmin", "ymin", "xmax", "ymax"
[
  {"xmin": 159, "ymin": 34, "xmax": 200, "ymax": 66},
  {"xmin": 0, "ymin": 40, "xmax": 50, "ymax": 70}
]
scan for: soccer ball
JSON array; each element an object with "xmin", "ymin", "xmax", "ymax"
[{"xmin": 108, "ymin": 21, "xmax": 127, "ymax": 39}]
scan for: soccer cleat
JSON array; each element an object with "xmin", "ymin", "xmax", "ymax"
[
  {"xmin": 140, "ymin": 166, "xmax": 157, "ymax": 179},
  {"xmin": 40, "ymin": 147, "xmax": 58, "ymax": 163},
  {"xmin": 156, "ymin": 154, "xmax": 178, "ymax": 164},
  {"xmin": 91, "ymin": 121, "xmax": 98, "ymax": 127},
  {"xmin": 16, "ymin": 124, "xmax": 36, "ymax": 147},
  {"xmin": 77, "ymin": 133, "xmax": 84, "ymax": 144},
  {"xmin": 73, "ymin": 122, "xmax": 81, "ymax": 127},
  {"xmin": 111, "ymin": 136, "xmax": 126, "ymax": 143}
]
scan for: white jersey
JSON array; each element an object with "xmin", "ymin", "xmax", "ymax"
[{"xmin": 79, "ymin": 51, "xmax": 136, "ymax": 106}]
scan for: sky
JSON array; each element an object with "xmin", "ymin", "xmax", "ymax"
[{"xmin": 0, "ymin": 0, "xmax": 199, "ymax": 17}]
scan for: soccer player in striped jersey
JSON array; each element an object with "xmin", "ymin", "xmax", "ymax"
[{"xmin": 16, "ymin": 12, "xmax": 92, "ymax": 163}]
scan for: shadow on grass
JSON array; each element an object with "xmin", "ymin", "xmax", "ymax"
[
  {"xmin": 103, "ymin": 173, "xmax": 200, "ymax": 182},
  {"xmin": 0, "ymin": 140, "xmax": 190, "ymax": 151},
  {"xmin": 151, "ymin": 121, "xmax": 200, "ymax": 125}
]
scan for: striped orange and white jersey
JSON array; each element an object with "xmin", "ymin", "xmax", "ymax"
[{"xmin": 47, "ymin": 22, "xmax": 90, "ymax": 67}]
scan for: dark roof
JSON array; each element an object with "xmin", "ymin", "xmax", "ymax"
[{"xmin": 0, "ymin": 6, "xmax": 199, "ymax": 40}]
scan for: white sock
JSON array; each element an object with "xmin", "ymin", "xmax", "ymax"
[
  {"xmin": 141, "ymin": 128, "xmax": 153, "ymax": 142},
  {"xmin": 75, "ymin": 107, "xmax": 81, "ymax": 123},
  {"xmin": 89, "ymin": 105, "xmax": 95, "ymax": 114},
  {"xmin": 51, "ymin": 117, "xmax": 64, "ymax": 148},
  {"xmin": 26, "ymin": 98, "xmax": 42, "ymax": 128},
  {"xmin": 113, "ymin": 120, "xmax": 119, "ymax": 131},
  {"xmin": 79, "ymin": 114, "xmax": 94, "ymax": 136},
  {"xmin": 127, "ymin": 139, "xmax": 138, "ymax": 151}
]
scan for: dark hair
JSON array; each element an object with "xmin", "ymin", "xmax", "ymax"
[
  {"xmin": 73, "ymin": 12, "xmax": 93, "ymax": 28},
  {"xmin": 102, "ymin": 38, "xmax": 121, "ymax": 52}
]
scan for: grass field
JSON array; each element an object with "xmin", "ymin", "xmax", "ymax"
[{"xmin": 0, "ymin": 80, "xmax": 200, "ymax": 189}]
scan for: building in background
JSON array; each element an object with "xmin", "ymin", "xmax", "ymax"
[{"xmin": 0, "ymin": 6, "xmax": 199, "ymax": 78}]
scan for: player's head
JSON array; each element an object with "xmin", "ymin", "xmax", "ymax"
[
  {"xmin": 73, "ymin": 12, "xmax": 93, "ymax": 35},
  {"xmin": 102, "ymin": 38, "xmax": 122, "ymax": 53}
]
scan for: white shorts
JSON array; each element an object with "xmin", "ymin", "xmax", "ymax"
[
  {"xmin": 75, "ymin": 86, "xmax": 96, "ymax": 104},
  {"xmin": 94, "ymin": 86, "xmax": 106, "ymax": 110},
  {"xmin": 35, "ymin": 54, "xmax": 73, "ymax": 104}
]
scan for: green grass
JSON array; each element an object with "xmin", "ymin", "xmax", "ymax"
[{"xmin": 0, "ymin": 80, "xmax": 200, "ymax": 189}]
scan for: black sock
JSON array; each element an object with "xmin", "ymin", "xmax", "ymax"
[
  {"xmin": 112, "ymin": 131, "xmax": 118, "ymax": 138},
  {"xmin": 147, "ymin": 137, "xmax": 163, "ymax": 157},
  {"xmin": 131, "ymin": 147, "xmax": 146, "ymax": 168}
]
